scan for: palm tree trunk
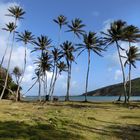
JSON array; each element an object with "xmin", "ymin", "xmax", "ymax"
[
  {"xmin": 0, "ymin": 20, "xmax": 17, "ymax": 100},
  {"xmin": 128, "ymin": 64, "xmax": 131, "ymax": 102},
  {"xmin": 116, "ymin": 41, "xmax": 127, "ymax": 103},
  {"xmin": 85, "ymin": 50, "xmax": 90, "ymax": 102},
  {"xmin": 16, "ymin": 44, "xmax": 27, "ymax": 101},
  {"xmin": 50, "ymin": 66, "xmax": 58, "ymax": 101},
  {"xmin": 65, "ymin": 62, "xmax": 72, "ymax": 101},
  {"xmin": 48, "ymin": 62, "xmax": 55, "ymax": 98},
  {"xmin": 0, "ymin": 34, "xmax": 10, "ymax": 67},
  {"xmin": 38, "ymin": 77, "xmax": 41, "ymax": 102}
]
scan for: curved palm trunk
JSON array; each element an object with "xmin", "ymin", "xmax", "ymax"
[
  {"xmin": 38, "ymin": 77, "xmax": 41, "ymax": 102},
  {"xmin": 48, "ymin": 62, "xmax": 55, "ymax": 98},
  {"xmin": 50, "ymin": 66, "xmax": 58, "ymax": 101},
  {"xmin": 0, "ymin": 34, "xmax": 10, "ymax": 67},
  {"xmin": 24, "ymin": 79, "xmax": 38, "ymax": 95},
  {"xmin": 65, "ymin": 61, "xmax": 72, "ymax": 101},
  {"xmin": 0, "ymin": 20, "xmax": 17, "ymax": 100},
  {"xmin": 85, "ymin": 50, "xmax": 90, "ymax": 102},
  {"xmin": 16, "ymin": 44, "xmax": 27, "ymax": 101},
  {"xmin": 128, "ymin": 64, "xmax": 131, "ymax": 102},
  {"xmin": 116, "ymin": 42, "xmax": 127, "ymax": 103}
]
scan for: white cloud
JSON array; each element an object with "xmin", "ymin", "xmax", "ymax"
[
  {"xmin": 114, "ymin": 69, "xmax": 122, "ymax": 80},
  {"xmin": 101, "ymin": 19, "xmax": 113, "ymax": 33}
]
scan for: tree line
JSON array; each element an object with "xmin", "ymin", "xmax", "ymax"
[{"xmin": 0, "ymin": 5, "xmax": 140, "ymax": 103}]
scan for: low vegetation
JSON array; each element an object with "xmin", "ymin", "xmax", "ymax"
[{"xmin": 0, "ymin": 100, "xmax": 140, "ymax": 140}]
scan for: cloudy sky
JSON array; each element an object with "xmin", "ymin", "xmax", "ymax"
[{"xmin": 0, "ymin": 0, "xmax": 140, "ymax": 96}]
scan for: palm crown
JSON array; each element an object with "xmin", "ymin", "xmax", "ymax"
[
  {"xmin": 57, "ymin": 61, "xmax": 68, "ymax": 74},
  {"xmin": 67, "ymin": 18, "xmax": 85, "ymax": 38},
  {"xmin": 124, "ymin": 46, "xmax": 140, "ymax": 68},
  {"xmin": 77, "ymin": 32, "xmax": 104, "ymax": 56},
  {"xmin": 53, "ymin": 15, "xmax": 68, "ymax": 29},
  {"xmin": 101, "ymin": 20, "xmax": 127, "ymax": 46},
  {"xmin": 60, "ymin": 41, "xmax": 75, "ymax": 64},
  {"xmin": 52, "ymin": 48, "xmax": 63, "ymax": 62},
  {"xmin": 33, "ymin": 35, "xmax": 52, "ymax": 53},
  {"xmin": 122, "ymin": 25, "xmax": 140, "ymax": 43},
  {"xmin": 6, "ymin": 6, "xmax": 25, "ymax": 20},
  {"xmin": 2, "ymin": 22, "xmax": 17, "ymax": 33},
  {"xmin": 16, "ymin": 30, "xmax": 35, "ymax": 45}
]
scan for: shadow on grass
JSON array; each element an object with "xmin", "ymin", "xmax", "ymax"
[
  {"xmin": 69, "ymin": 122, "xmax": 140, "ymax": 140},
  {"xmin": 0, "ymin": 121, "xmax": 84, "ymax": 140},
  {"xmin": 48, "ymin": 101, "xmax": 111, "ymax": 110}
]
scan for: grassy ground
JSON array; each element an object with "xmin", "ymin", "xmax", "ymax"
[{"xmin": 0, "ymin": 100, "xmax": 140, "ymax": 140}]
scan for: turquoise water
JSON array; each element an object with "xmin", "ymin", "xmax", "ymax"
[{"xmin": 24, "ymin": 96, "xmax": 140, "ymax": 102}]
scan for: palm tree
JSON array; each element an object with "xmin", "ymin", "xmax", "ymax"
[
  {"xmin": 16, "ymin": 30, "xmax": 35, "ymax": 99},
  {"xmin": 77, "ymin": 32, "xmax": 104, "ymax": 101},
  {"xmin": 0, "ymin": 6, "xmax": 25, "ymax": 100},
  {"xmin": 0, "ymin": 22, "xmax": 17, "ymax": 67},
  {"xmin": 101, "ymin": 20, "xmax": 128, "ymax": 103},
  {"xmin": 32, "ymin": 35, "xmax": 52, "ymax": 101},
  {"xmin": 60, "ymin": 41, "xmax": 75, "ymax": 101},
  {"xmin": 12, "ymin": 66, "xmax": 22, "ymax": 101},
  {"xmin": 124, "ymin": 46, "xmax": 140, "ymax": 102},
  {"xmin": 50, "ymin": 61, "xmax": 68, "ymax": 101},
  {"xmin": 67, "ymin": 18, "xmax": 85, "ymax": 39},
  {"xmin": 48, "ymin": 48, "xmax": 62, "ymax": 99},
  {"xmin": 53, "ymin": 15, "xmax": 68, "ymax": 45},
  {"xmin": 36, "ymin": 52, "xmax": 53, "ymax": 101}
]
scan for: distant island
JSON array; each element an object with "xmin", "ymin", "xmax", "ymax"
[{"xmin": 83, "ymin": 78, "xmax": 140, "ymax": 96}]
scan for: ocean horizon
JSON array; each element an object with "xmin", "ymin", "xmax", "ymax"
[{"xmin": 23, "ymin": 95, "xmax": 140, "ymax": 102}]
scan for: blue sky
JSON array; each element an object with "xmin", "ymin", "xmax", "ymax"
[{"xmin": 0, "ymin": 0, "xmax": 140, "ymax": 96}]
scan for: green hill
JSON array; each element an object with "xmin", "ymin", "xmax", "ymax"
[{"xmin": 83, "ymin": 78, "xmax": 140, "ymax": 96}]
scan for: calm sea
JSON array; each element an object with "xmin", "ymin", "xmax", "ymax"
[{"xmin": 24, "ymin": 96, "xmax": 140, "ymax": 102}]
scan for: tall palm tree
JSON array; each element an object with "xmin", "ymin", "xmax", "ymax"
[
  {"xmin": 67, "ymin": 18, "xmax": 85, "ymax": 38},
  {"xmin": 60, "ymin": 41, "xmax": 75, "ymax": 101},
  {"xmin": 48, "ymin": 48, "xmax": 62, "ymax": 99},
  {"xmin": 32, "ymin": 35, "xmax": 52, "ymax": 101},
  {"xmin": 77, "ymin": 32, "xmax": 104, "ymax": 101},
  {"xmin": 0, "ymin": 6, "xmax": 25, "ymax": 100},
  {"xmin": 16, "ymin": 30, "xmax": 35, "ymax": 99},
  {"xmin": 0, "ymin": 22, "xmax": 17, "ymax": 67},
  {"xmin": 36, "ymin": 52, "xmax": 53, "ymax": 101},
  {"xmin": 53, "ymin": 15, "xmax": 68, "ymax": 45},
  {"xmin": 124, "ymin": 46, "xmax": 140, "ymax": 102},
  {"xmin": 101, "ymin": 20, "xmax": 128, "ymax": 103},
  {"xmin": 12, "ymin": 66, "xmax": 22, "ymax": 101}
]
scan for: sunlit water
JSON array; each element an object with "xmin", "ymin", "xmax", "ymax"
[{"xmin": 24, "ymin": 96, "xmax": 140, "ymax": 102}]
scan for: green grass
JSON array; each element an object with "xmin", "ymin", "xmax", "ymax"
[{"xmin": 0, "ymin": 100, "xmax": 140, "ymax": 140}]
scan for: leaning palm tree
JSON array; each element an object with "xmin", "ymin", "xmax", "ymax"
[
  {"xmin": 124, "ymin": 46, "xmax": 140, "ymax": 102},
  {"xmin": 12, "ymin": 66, "xmax": 22, "ymax": 101},
  {"xmin": 50, "ymin": 61, "xmax": 68, "ymax": 101},
  {"xmin": 67, "ymin": 18, "xmax": 85, "ymax": 39},
  {"xmin": 0, "ymin": 6, "xmax": 25, "ymax": 100},
  {"xmin": 77, "ymin": 32, "xmax": 104, "ymax": 102},
  {"xmin": 16, "ymin": 30, "xmax": 35, "ymax": 98},
  {"xmin": 36, "ymin": 52, "xmax": 53, "ymax": 101},
  {"xmin": 0, "ymin": 22, "xmax": 17, "ymax": 67},
  {"xmin": 60, "ymin": 41, "xmax": 75, "ymax": 101},
  {"xmin": 53, "ymin": 15, "xmax": 68, "ymax": 45},
  {"xmin": 101, "ymin": 20, "xmax": 128, "ymax": 103},
  {"xmin": 48, "ymin": 48, "xmax": 62, "ymax": 98}
]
